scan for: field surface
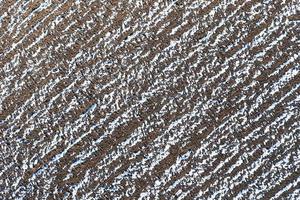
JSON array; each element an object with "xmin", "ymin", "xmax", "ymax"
[{"xmin": 0, "ymin": 0, "xmax": 300, "ymax": 199}]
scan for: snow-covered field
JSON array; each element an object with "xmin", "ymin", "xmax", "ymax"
[{"xmin": 0, "ymin": 0, "xmax": 299, "ymax": 199}]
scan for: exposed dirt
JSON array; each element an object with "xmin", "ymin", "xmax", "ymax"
[{"xmin": 0, "ymin": 0, "xmax": 300, "ymax": 199}]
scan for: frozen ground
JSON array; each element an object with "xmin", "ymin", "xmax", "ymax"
[{"xmin": 0, "ymin": 0, "xmax": 300, "ymax": 199}]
